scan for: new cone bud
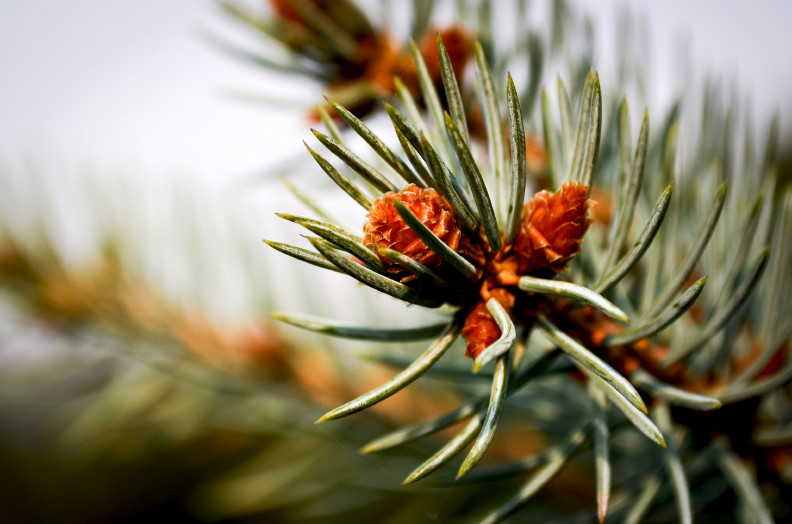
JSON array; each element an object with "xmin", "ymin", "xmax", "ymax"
[
  {"xmin": 514, "ymin": 182, "xmax": 593, "ymax": 274},
  {"xmin": 462, "ymin": 287, "xmax": 515, "ymax": 359},
  {"xmin": 364, "ymin": 184, "xmax": 462, "ymax": 272},
  {"xmin": 462, "ymin": 301, "xmax": 501, "ymax": 359}
]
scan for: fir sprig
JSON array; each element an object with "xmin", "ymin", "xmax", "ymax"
[
  {"xmin": 213, "ymin": 1, "xmax": 792, "ymax": 520},
  {"xmin": 262, "ymin": 27, "xmax": 792, "ymax": 521}
]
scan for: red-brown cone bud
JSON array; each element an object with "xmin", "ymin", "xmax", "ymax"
[
  {"xmin": 462, "ymin": 302, "xmax": 499, "ymax": 359},
  {"xmin": 364, "ymin": 184, "xmax": 461, "ymax": 272},
  {"xmin": 418, "ymin": 26, "xmax": 475, "ymax": 87},
  {"xmin": 514, "ymin": 182, "xmax": 593, "ymax": 274},
  {"xmin": 461, "ymin": 288, "xmax": 514, "ymax": 359}
]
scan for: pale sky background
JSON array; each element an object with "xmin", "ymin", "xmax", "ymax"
[{"xmin": 0, "ymin": 0, "xmax": 790, "ymax": 324}]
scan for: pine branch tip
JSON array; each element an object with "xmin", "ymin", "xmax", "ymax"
[
  {"xmin": 597, "ymin": 493, "xmax": 609, "ymax": 523},
  {"xmin": 359, "ymin": 443, "xmax": 376, "ymax": 454},
  {"xmin": 401, "ymin": 473, "xmax": 419, "ymax": 485},
  {"xmin": 315, "ymin": 408, "xmax": 342, "ymax": 424}
]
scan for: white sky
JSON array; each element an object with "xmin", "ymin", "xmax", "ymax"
[{"xmin": 0, "ymin": 1, "xmax": 302, "ymax": 182}]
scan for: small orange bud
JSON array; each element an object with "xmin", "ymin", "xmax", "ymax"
[
  {"xmin": 418, "ymin": 26, "xmax": 475, "ymax": 87},
  {"xmin": 514, "ymin": 182, "xmax": 593, "ymax": 274},
  {"xmin": 462, "ymin": 301, "xmax": 500, "ymax": 359},
  {"xmin": 364, "ymin": 184, "xmax": 462, "ymax": 272},
  {"xmin": 461, "ymin": 288, "xmax": 514, "ymax": 359},
  {"xmin": 360, "ymin": 34, "xmax": 407, "ymax": 94}
]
